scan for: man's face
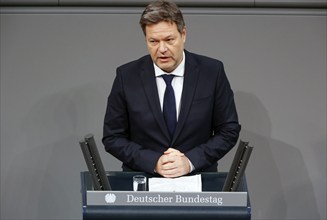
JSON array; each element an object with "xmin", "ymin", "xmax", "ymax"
[{"xmin": 145, "ymin": 21, "xmax": 186, "ymax": 73}]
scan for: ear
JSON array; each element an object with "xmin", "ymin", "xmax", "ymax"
[{"xmin": 182, "ymin": 26, "xmax": 187, "ymax": 43}]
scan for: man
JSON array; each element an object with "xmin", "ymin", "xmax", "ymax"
[{"xmin": 102, "ymin": 0, "xmax": 241, "ymax": 178}]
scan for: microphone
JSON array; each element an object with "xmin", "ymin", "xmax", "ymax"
[
  {"xmin": 222, "ymin": 140, "xmax": 253, "ymax": 192},
  {"xmin": 79, "ymin": 134, "xmax": 111, "ymax": 191}
]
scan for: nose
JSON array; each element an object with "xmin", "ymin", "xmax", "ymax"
[{"xmin": 158, "ymin": 41, "xmax": 167, "ymax": 53}]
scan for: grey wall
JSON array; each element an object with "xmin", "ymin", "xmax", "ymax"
[{"xmin": 1, "ymin": 6, "xmax": 326, "ymax": 220}]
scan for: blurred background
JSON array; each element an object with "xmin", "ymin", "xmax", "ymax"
[{"xmin": 1, "ymin": 1, "xmax": 326, "ymax": 219}]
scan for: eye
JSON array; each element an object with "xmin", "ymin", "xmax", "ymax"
[
  {"xmin": 148, "ymin": 39, "xmax": 158, "ymax": 46},
  {"xmin": 166, "ymin": 38, "xmax": 175, "ymax": 45}
]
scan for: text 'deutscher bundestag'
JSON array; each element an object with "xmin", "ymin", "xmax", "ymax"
[{"xmin": 87, "ymin": 191, "xmax": 248, "ymax": 207}]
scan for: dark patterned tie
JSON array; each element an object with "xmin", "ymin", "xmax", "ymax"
[{"xmin": 161, "ymin": 74, "xmax": 177, "ymax": 139}]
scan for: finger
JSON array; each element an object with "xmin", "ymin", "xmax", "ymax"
[
  {"xmin": 164, "ymin": 148, "xmax": 176, "ymax": 154},
  {"xmin": 159, "ymin": 156, "xmax": 167, "ymax": 165},
  {"xmin": 161, "ymin": 160, "xmax": 177, "ymax": 170},
  {"xmin": 162, "ymin": 157, "xmax": 190, "ymax": 178},
  {"xmin": 161, "ymin": 167, "xmax": 179, "ymax": 177},
  {"xmin": 164, "ymin": 148, "xmax": 184, "ymax": 156},
  {"xmin": 161, "ymin": 168, "xmax": 183, "ymax": 178},
  {"xmin": 160, "ymin": 154, "xmax": 174, "ymax": 164}
]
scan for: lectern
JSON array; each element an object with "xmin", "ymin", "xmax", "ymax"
[{"xmin": 80, "ymin": 171, "xmax": 251, "ymax": 220}]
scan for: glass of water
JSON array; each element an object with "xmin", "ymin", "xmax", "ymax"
[{"xmin": 133, "ymin": 175, "xmax": 147, "ymax": 191}]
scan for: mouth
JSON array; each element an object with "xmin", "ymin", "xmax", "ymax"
[{"xmin": 158, "ymin": 56, "xmax": 171, "ymax": 62}]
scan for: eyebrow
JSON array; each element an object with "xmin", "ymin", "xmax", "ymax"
[{"xmin": 148, "ymin": 34, "xmax": 175, "ymax": 40}]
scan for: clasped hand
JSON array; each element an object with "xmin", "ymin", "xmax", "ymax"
[{"xmin": 155, "ymin": 148, "xmax": 190, "ymax": 178}]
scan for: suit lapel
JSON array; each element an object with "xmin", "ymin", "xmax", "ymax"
[
  {"xmin": 140, "ymin": 57, "xmax": 171, "ymax": 140},
  {"xmin": 172, "ymin": 51, "xmax": 200, "ymax": 145}
]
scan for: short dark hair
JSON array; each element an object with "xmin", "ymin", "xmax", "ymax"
[{"xmin": 139, "ymin": 0, "xmax": 185, "ymax": 36}]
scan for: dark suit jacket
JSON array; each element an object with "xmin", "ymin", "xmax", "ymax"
[{"xmin": 102, "ymin": 50, "xmax": 241, "ymax": 174}]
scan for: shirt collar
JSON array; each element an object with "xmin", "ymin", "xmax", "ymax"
[{"xmin": 154, "ymin": 51, "xmax": 185, "ymax": 77}]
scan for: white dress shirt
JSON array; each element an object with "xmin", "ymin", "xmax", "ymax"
[{"xmin": 153, "ymin": 52, "xmax": 185, "ymax": 120}]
